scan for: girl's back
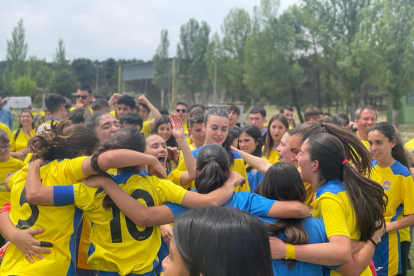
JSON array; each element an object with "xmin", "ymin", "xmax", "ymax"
[{"xmin": 1, "ymin": 157, "xmax": 88, "ymax": 276}]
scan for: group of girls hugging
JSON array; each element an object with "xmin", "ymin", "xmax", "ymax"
[{"xmin": 0, "ymin": 104, "xmax": 412, "ymax": 276}]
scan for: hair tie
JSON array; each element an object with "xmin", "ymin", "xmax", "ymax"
[{"xmin": 342, "ymin": 159, "xmax": 348, "ymax": 165}]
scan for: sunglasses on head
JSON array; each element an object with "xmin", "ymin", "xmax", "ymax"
[
  {"xmin": 176, "ymin": 109, "xmax": 187, "ymax": 113},
  {"xmin": 75, "ymin": 95, "xmax": 89, "ymax": 100}
]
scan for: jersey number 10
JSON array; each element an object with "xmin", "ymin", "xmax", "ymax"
[{"xmin": 110, "ymin": 189, "xmax": 155, "ymax": 243}]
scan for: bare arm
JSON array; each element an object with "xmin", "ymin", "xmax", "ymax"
[
  {"xmin": 270, "ymin": 235, "xmax": 352, "ymax": 266},
  {"xmin": 80, "ymin": 150, "xmax": 167, "ymax": 179},
  {"xmin": 231, "ymin": 146, "xmax": 271, "ymax": 174},
  {"xmin": 138, "ymin": 95, "xmax": 161, "ymax": 129},
  {"xmin": 267, "ymin": 201, "xmax": 310, "ymax": 219},
  {"xmin": 170, "ymin": 114, "xmax": 196, "ymax": 185},
  {"xmin": 386, "ymin": 214, "xmax": 414, "ymax": 233}
]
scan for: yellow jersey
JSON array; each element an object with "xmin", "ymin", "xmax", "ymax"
[
  {"xmin": 142, "ymin": 120, "xmax": 152, "ymax": 137},
  {"xmin": 78, "ymin": 172, "xmax": 187, "ymax": 275},
  {"xmin": 0, "ymin": 157, "xmax": 88, "ymax": 276},
  {"xmin": 70, "ymin": 106, "xmax": 93, "ymax": 115},
  {"xmin": 0, "ymin": 122, "xmax": 12, "ymax": 140},
  {"xmin": 311, "ymin": 178, "xmax": 372, "ymax": 276},
  {"xmin": 0, "ymin": 156, "xmax": 24, "ymax": 208},
  {"xmin": 176, "ymin": 145, "xmax": 250, "ymax": 192},
  {"xmin": 361, "ymin": 139, "xmax": 370, "ymax": 149},
  {"xmin": 11, "ymin": 129, "xmax": 36, "ymax": 152},
  {"xmin": 371, "ymin": 160, "xmax": 414, "ymax": 276},
  {"xmin": 24, "ymin": 152, "xmax": 32, "ymax": 164}
]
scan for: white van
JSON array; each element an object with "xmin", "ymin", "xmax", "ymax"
[{"xmin": 2, "ymin": 97, "xmax": 32, "ymax": 109}]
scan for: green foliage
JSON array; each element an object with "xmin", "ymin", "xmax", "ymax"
[
  {"xmin": 3, "ymin": 19, "xmax": 28, "ymax": 94},
  {"xmin": 12, "ymin": 75, "xmax": 36, "ymax": 96},
  {"xmin": 27, "ymin": 56, "xmax": 52, "ymax": 89},
  {"xmin": 153, "ymin": 30, "xmax": 170, "ymax": 92},
  {"xmin": 71, "ymin": 58, "xmax": 96, "ymax": 86},
  {"xmin": 53, "ymin": 39, "xmax": 69, "ymax": 71},
  {"xmin": 50, "ymin": 69, "xmax": 79, "ymax": 98}
]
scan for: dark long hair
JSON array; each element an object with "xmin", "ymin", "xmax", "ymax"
[
  {"xmin": 239, "ymin": 125, "xmax": 262, "ymax": 172},
  {"xmin": 195, "ymin": 144, "xmax": 230, "ymax": 194},
  {"xmin": 289, "ymin": 122, "xmax": 373, "ymax": 176},
  {"xmin": 173, "ymin": 206, "xmax": 274, "ymax": 276},
  {"xmin": 28, "ymin": 120, "xmax": 99, "ymax": 161},
  {"xmin": 368, "ymin": 122, "xmax": 409, "ymax": 170},
  {"xmin": 90, "ymin": 127, "xmax": 146, "ymax": 209},
  {"xmin": 255, "ymin": 162, "xmax": 307, "ymax": 269},
  {"xmin": 307, "ymin": 133, "xmax": 387, "ymax": 241},
  {"xmin": 205, "ymin": 107, "xmax": 234, "ymax": 165},
  {"xmin": 151, "ymin": 115, "xmax": 178, "ymax": 148},
  {"xmin": 264, "ymin": 114, "xmax": 288, "ymax": 159},
  {"xmin": 18, "ymin": 109, "xmax": 36, "ymax": 129}
]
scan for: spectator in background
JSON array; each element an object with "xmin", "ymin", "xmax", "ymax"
[
  {"xmin": 335, "ymin": 113, "xmax": 350, "ymax": 128},
  {"xmin": 186, "ymin": 109, "xmax": 205, "ymax": 150},
  {"xmin": 227, "ymin": 105, "xmax": 240, "ymax": 129},
  {"xmin": 174, "ymin": 101, "xmax": 189, "ymax": 134},
  {"xmin": 92, "ymin": 98, "xmax": 110, "ymax": 113},
  {"xmin": 9, "ymin": 109, "xmax": 36, "ymax": 160},
  {"xmin": 323, "ymin": 112, "xmax": 332, "ymax": 118},
  {"xmin": 66, "ymin": 108, "xmax": 90, "ymax": 125},
  {"xmin": 114, "ymin": 94, "xmax": 137, "ymax": 120},
  {"xmin": 71, "ymin": 85, "xmax": 93, "ymax": 114},
  {"xmin": 37, "ymin": 94, "xmax": 68, "ymax": 134},
  {"xmin": 228, "ymin": 127, "xmax": 242, "ymax": 148},
  {"xmin": 119, "ymin": 112, "xmax": 143, "ymax": 131},
  {"xmin": 63, "ymin": 97, "xmax": 72, "ymax": 113},
  {"xmin": 188, "ymin": 104, "xmax": 205, "ymax": 113},
  {"xmin": 0, "ymin": 97, "xmax": 13, "ymax": 129},
  {"xmin": 158, "ymin": 107, "xmax": 169, "ymax": 116},
  {"xmin": 355, "ymin": 105, "xmax": 377, "ymax": 149},
  {"xmin": 138, "ymin": 102, "xmax": 150, "ymax": 121},
  {"xmin": 279, "ymin": 105, "xmax": 295, "ymax": 128},
  {"xmin": 249, "ymin": 105, "xmax": 267, "ymax": 142},
  {"xmin": 303, "ymin": 106, "xmax": 323, "ymax": 122},
  {"xmin": 137, "ymin": 95, "xmax": 162, "ymax": 137}
]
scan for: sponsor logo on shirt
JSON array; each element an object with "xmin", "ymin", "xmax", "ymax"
[{"xmin": 382, "ymin": 180, "xmax": 391, "ymax": 190}]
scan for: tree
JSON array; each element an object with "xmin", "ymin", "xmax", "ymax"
[
  {"xmin": 176, "ymin": 19, "xmax": 211, "ymax": 103},
  {"xmin": 354, "ymin": 0, "xmax": 414, "ymax": 127},
  {"xmin": 12, "ymin": 76, "xmax": 36, "ymax": 96},
  {"xmin": 53, "ymin": 39, "xmax": 69, "ymax": 71},
  {"xmin": 27, "ymin": 56, "xmax": 52, "ymax": 89},
  {"xmin": 50, "ymin": 69, "xmax": 79, "ymax": 98},
  {"xmin": 3, "ymin": 19, "xmax": 28, "ymax": 94},
  {"xmin": 153, "ymin": 30, "xmax": 170, "ymax": 96},
  {"xmin": 71, "ymin": 58, "xmax": 96, "ymax": 86}
]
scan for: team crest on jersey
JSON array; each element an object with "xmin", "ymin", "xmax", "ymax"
[
  {"xmin": 382, "ymin": 180, "xmax": 391, "ymax": 190},
  {"xmin": 5, "ymin": 172, "xmax": 12, "ymax": 178}
]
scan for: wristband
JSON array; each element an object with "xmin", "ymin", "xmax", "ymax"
[
  {"xmin": 285, "ymin": 244, "xmax": 296, "ymax": 259},
  {"xmin": 368, "ymin": 238, "xmax": 377, "ymax": 248}
]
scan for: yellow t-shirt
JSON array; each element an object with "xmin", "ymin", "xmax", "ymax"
[
  {"xmin": 361, "ymin": 139, "xmax": 370, "ymax": 149},
  {"xmin": 176, "ymin": 146, "xmax": 250, "ymax": 192},
  {"xmin": 81, "ymin": 172, "xmax": 187, "ymax": 275},
  {"xmin": 23, "ymin": 153, "xmax": 32, "ymax": 164},
  {"xmin": 1, "ymin": 157, "xmax": 88, "ymax": 276},
  {"xmin": 70, "ymin": 106, "xmax": 93, "ymax": 115},
  {"xmin": 370, "ymin": 160, "xmax": 414, "ymax": 275},
  {"xmin": 405, "ymin": 139, "xmax": 414, "ymax": 150},
  {"xmin": 11, "ymin": 129, "xmax": 36, "ymax": 152},
  {"xmin": 265, "ymin": 151, "xmax": 280, "ymax": 164},
  {"xmin": 141, "ymin": 120, "xmax": 152, "ymax": 137},
  {"xmin": 0, "ymin": 122, "xmax": 11, "ymax": 140},
  {"xmin": 311, "ymin": 178, "xmax": 371, "ymax": 276},
  {"xmin": 0, "ymin": 156, "xmax": 24, "ymax": 208},
  {"xmin": 183, "ymin": 122, "xmax": 189, "ymax": 136}
]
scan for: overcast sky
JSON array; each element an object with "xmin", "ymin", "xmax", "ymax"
[{"xmin": 1, "ymin": 0, "xmax": 299, "ymax": 62}]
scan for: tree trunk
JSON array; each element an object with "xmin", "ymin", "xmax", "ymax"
[
  {"xmin": 291, "ymin": 87, "xmax": 304, "ymax": 124},
  {"xmin": 336, "ymin": 100, "xmax": 339, "ymax": 113},
  {"xmin": 392, "ymin": 108, "xmax": 399, "ymax": 128},
  {"xmin": 379, "ymin": 96, "xmax": 383, "ymax": 108}
]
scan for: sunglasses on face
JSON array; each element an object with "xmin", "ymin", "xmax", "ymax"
[
  {"xmin": 75, "ymin": 95, "xmax": 89, "ymax": 100},
  {"xmin": 176, "ymin": 109, "xmax": 187, "ymax": 113},
  {"xmin": 0, "ymin": 144, "xmax": 10, "ymax": 151}
]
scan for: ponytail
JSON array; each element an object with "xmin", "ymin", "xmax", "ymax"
[
  {"xmin": 222, "ymin": 136, "xmax": 235, "ymax": 166},
  {"xmin": 195, "ymin": 160, "xmax": 226, "ymax": 194}
]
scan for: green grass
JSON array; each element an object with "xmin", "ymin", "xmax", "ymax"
[{"xmin": 409, "ymin": 245, "xmax": 414, "ymax": 276}]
